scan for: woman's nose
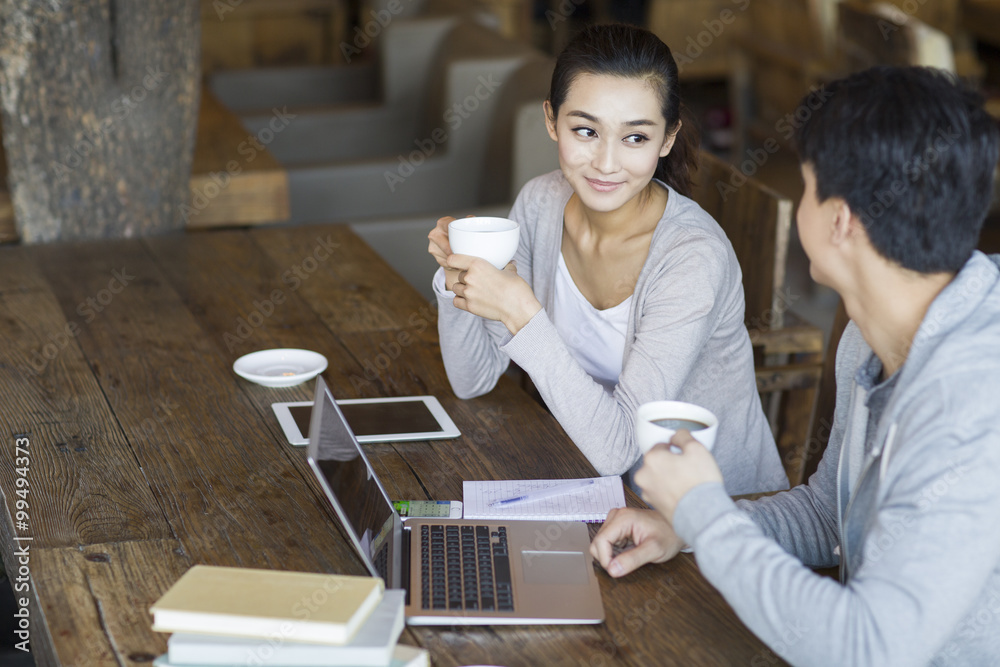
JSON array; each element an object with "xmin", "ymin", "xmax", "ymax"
[{"xmin": 591, "ymin": 139, "xmax": 619, "ymax": 174}]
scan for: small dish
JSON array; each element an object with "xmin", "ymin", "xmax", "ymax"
[{"xmin": 233, "ymin": 349, "xmax": 328, "ymax": 388}]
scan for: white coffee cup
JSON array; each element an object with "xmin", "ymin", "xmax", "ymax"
[
  {"xmin": 635, "ymin": 401, "xmax": 719, "ymax": 454},
  {"xmin": 448, "ymin": 217, "xmax": 520, "ymax": 270}
]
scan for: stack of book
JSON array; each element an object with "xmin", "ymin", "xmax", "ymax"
[{"xmin": 149, "ymin": 565, "xmax": 428, "ymax": 667}]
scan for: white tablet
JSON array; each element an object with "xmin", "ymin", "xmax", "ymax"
[{"xmin": 272, "ymin": 396, "xmax": 461, "ymax": 445}]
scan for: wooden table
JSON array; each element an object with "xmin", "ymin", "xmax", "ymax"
[{"xmin": 0, "ymin": 225, "xmax": 782, "ymax": 666}]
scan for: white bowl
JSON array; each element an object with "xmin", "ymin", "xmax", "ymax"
[
  {"xmin": 448, "ymin": 217, "xmax": 520, "ymax": 270},
  {"xmin": 233, "ymin": 349, "xmax": 328, "ymax": 387}
]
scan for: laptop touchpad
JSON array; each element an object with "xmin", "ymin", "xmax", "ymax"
[{"xmin": 521, "ymin": 551, "xmax": 589, "ymax": 585}]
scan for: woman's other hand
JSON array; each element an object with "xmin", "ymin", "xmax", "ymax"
[
  {"xmin": 447, "ymin": 256, "xmax": 541, "ymax": 334},
  {"xmin": 428, "ymin": 216, "xmax": 463, "ymax": 291}
]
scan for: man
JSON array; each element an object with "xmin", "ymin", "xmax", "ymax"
[{"xmin": 592, "ymin": 66, "xmax": 1000, "ymax": 665}]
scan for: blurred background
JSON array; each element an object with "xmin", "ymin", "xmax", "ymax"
[
  {"xmin": 3, "ymin": 0, "xmax": 999, "ymax": 335},
  {"xmin": 164, "ymin": 0, "xmax": 1000, "ymax": 336}
]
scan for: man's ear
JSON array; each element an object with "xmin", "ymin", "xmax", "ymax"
[
  {"xmin": 660, "ymin": 120, "xmax": 681, "ymax": 158},
  {"xmin": 543, "ymin": 100, "xmax": 558, "ymax": 142},
  {"xmin": 830, "ymin": 198, "xmax": 860, "ymax": 245}
]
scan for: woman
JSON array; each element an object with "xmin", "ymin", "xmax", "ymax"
[{"xmin": 427, "ymin": 24, "xmax": 785, "ymax": 494}]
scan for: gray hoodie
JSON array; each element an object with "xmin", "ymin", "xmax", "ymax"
[{"xmin": 673, "ymin": 251, "xmax": 1000, "ymax": 666}]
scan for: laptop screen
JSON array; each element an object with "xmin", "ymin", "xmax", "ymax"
[{"xmin": 306, "ymin": 377, "xmax": 401, "ymax": 585}]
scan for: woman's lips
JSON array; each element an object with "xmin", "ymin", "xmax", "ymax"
[{"xmin": 586, "ymin": 178, "xmax": 623, "ymax": 192}]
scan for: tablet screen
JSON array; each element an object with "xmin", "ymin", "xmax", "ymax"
[
  {"xmin": 275, "ymin": 396, "xmax": 460, "ymax": 445},
  {"xmin": 290, "ymin": 400, "xmax": 442, "ymax": 437}
]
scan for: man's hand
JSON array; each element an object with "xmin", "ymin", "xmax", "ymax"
[
  {"xmin": 634, "ymin": 429, "xmax": 723, "ymax": 523},
  {"xmin": 590, "ymin": 507, "xmax": 685, "ymax": 577}
]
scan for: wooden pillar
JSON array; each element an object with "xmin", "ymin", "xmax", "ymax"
[{"xmin": 0, "ymin": 1, "xmax": 200, "ymax": 242}]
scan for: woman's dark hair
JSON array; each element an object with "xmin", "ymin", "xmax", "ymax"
[
  {"xmin": 796, "ymin": 66, "xmax": 1000, "ymax": 274},
  {"xmin": 548, "ymin": 23, "xmax": 699, "ymax": 197}
]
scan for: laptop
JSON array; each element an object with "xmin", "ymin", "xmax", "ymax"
[{"xmin": 306, "ymin": 376, "xmax": 605, "ymax": 625}]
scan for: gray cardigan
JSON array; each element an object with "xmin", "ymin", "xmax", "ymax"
[
  {"xmin": 674, "ymin": 251, "xmax": 1000, "ymax": 665},
  {"xmin": 435, "ymin": 170, "xmax": 786, "ymax": 494}
]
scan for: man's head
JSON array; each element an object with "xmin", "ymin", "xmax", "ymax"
[{"xmin": 795, "ymin": 66, "xmax": 999, "ymax": 275}]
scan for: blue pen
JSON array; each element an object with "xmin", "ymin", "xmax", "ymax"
[{"xmin": 489, "ymin": 479, "xmax": 596, "ymax": 508}]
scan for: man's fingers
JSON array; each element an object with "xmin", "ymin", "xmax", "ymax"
[
  {"xmin": 670, "ymin": 429, "xmax": 697, "ymax": 448},
  {"xmin": 591, "ymin": 509, "xmax": 640, "ymax": 569},
  {"xmin": 607, "ymin": 540, "xmax": 656, "ymax": 577},
  {"xmin": 590, "ymin": 533, "xmax": 616, "ymax": 570},
  {"xmin": 608, "ymin": 532, "xmax": 674, "ymax": 577}
]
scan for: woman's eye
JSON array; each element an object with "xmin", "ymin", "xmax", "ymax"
[
  {"xmin": 624, "ymin": 134, "xmax": 649, "ymax": 144},
  {"xmin": 572, "ymin": 127, "xmax": 597, "ymax": 138}
]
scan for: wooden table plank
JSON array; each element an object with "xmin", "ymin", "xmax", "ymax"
[
  {"xmin": 28, "ymin": 540, "xmax": 190, "ymax": 667},
  {"xmin": 29, "ymin": 238, "xmax": 363, "ymax": 573},
  {"xmin": 251, "ymin": 225, "xmax": 437, "ymax": 336},
  {"xmin": 0, "ymin": 249, "xmax": 172, "ymax": 548},
  {"xmin": 143, "ymin": 229, "xmax": 386, "ymax": 394},
  {"xmin": 141, "ymin": 229, "xmax": 409, "ymax": 534}
]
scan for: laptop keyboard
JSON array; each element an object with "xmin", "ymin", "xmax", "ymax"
[{"xmin": 420, "ymin": 524, "xmax": 514, "ymax": 612}]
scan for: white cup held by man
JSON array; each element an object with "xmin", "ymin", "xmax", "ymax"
[
  {"xmin": 448, "ymin": 217, "xmax": 520, "ymax": 270},
  {"xmin": 635, "ymin": 401, "xmax": 719, "ymax": 454}
]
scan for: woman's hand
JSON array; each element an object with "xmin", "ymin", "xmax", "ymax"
[
  {"xmin": 634, "ymin": 429, "xmax": 724, "ymax": 523},
  {"xmin": 447, "ymin": 255, "xmax": 542, "ymax": 335},
  {"xmin": 427, "ymin": 216, "xmax": 463, "ymax": 291},
  {"xmin": 590, "ymin": 507, "xmax": 684, "ymax": 577}
]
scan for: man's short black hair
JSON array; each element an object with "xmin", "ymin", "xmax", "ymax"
[{"xmin": 795, "ymin": 66, "xmax": 999, "ymax": 273}]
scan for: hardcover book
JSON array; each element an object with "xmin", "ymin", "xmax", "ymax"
[
  {"xmin": 150, "ymin": 565, "xmax": 384, "ymax": 645},
  {"xmin": 166, "ymin": 589, "xmax": 405, "ymax": 666}
]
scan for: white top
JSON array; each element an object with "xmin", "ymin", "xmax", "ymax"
[
  {"xmin": 434, "ymin": 260, "xmax": 630, "ymax": 394},
  {"xmin": 551, "ymin": 252, "xmax": 631, "ymax": 394}
]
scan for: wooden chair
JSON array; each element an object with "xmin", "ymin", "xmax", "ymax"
[
  {"xmin": 732, "ymin": 298, "xmax": 848, "ymax": 503},
  {"xmin": 690, "ymin": 150, "xmax": 826, "ymax": 487},
  {"xmin": 800, "ymin": 298, "xmax": 849, "ymax": 482},
  {"xmin": 691, "ymin": 150, "xmax": 793, "ymax": 331}
]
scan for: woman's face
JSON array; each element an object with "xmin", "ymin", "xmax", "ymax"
[{"xmin": 546, "ymin": 73, "xmax": 676, "ymax": 214}]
